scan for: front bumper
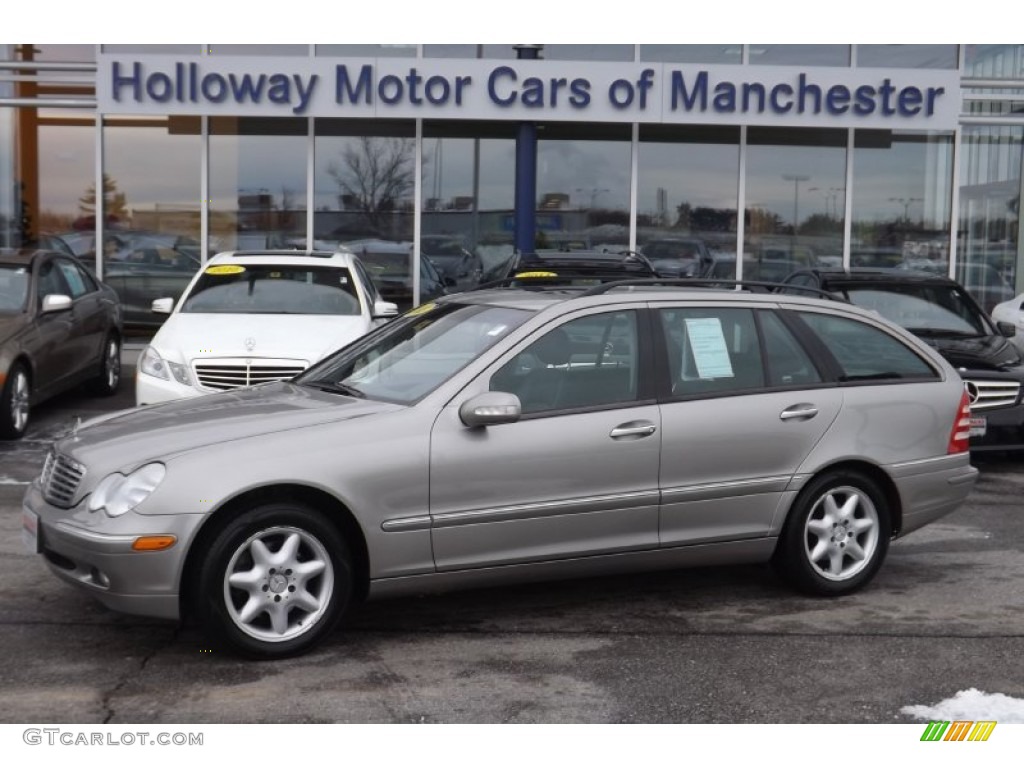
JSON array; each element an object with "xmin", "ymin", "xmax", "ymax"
[
  {"xmin": 968, "ymin": 402, "xmax": 1024, "ymax": 452},
  {"xmin": 23, "ymin": 482, "xmax": 206, "ymax": 621}
]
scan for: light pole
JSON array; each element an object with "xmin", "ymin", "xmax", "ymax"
[
  {"xmin": 889, "ymin": 196, "xmax": 923, "ymax": 224},
  {"xmin": 782, "ymin": 174, "xmax": 810, "ymax": 241},
  {"xmin": 576, "ymin": 187, "xmax": 609, "ymax": 209}
]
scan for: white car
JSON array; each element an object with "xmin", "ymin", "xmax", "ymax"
[
  {"xmin": 991, "ymin": 291, "xmax": 1024, "ymax": 349},
  {"xmin": 136, "ymin": 249, "xmax": 398, "ymax": 405}
]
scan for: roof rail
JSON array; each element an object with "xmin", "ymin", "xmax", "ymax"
[{"xmin": 577, "ymin": 278, "xmax": 848, "ymax": 302}]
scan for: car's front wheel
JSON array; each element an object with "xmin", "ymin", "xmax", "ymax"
[
  {"xmin": 773, "ymin": 469, "xmax": 891, "ymax": 596},
  {"xmin": 196, "ymin": 503, "xmax": 353, "ymax": 659},
  {"xmin": 89, "ymin": 333, "xmax": 121, "ymax": 396},
  {"xmin": 0, "ymin": 363, "xmax": 31, "ymax": 440}
]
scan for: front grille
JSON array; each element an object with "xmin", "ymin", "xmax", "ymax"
[
  {"xmin": 194, "ymin": 358, "xmax": 307, "ymax": 391},
  {"xmin": 41, "ymin": 451, "xmax": 86, "ymax": 508},
  {"xmin": 965, "ymin": 378, "xmax": 1022, "ymax": 411}
]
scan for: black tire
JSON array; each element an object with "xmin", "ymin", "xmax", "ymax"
[
  {"xmin": 0, "ymin": 362, "xmax": 31, "ymax": 440},
  {"xmin": 196, "ymin": 503, "xmax": 352, "ymax": 660},
  {"xmin": 773, "ymin": 469, "xmax": 891, "ymax": 596},
  {"xmin": 89, "ymin": 333, "xmax": 121, "ymax": 396}
]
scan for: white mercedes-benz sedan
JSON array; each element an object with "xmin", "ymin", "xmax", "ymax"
[{"xmin": 136, "ymin": 249, "xmax": 398, "ymax": 405}]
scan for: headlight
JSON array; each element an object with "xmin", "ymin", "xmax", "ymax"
[
  {"xmin": 139, "ymin": 346, "xmax": 192, "ymax": 386},
  {"xmin": 88, "ymin": 463, "xmax": 166, "ymax": 518}
]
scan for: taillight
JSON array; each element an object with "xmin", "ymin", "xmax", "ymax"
[{"xmin": 948, "ymin": 388, "xmax": 972, "ymax": 454}]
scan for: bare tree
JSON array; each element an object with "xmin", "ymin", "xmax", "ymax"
[{"xmin": 327, "ymin": 137, "xmax": 416, "ymax": 231}]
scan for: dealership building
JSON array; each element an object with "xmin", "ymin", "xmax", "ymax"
[{"xmin": 2, "ymin": 44, "xmax": 1023, "ymax": 304}]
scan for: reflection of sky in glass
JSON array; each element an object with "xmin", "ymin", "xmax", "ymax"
[
  {"xmin": 104, "ymin": 118, "xmax": 200, "ymax": 211},
  {"xmin": 210, "ymin": 133, "xmax": 306, "ymax": 211},
  {"xmin": 38, "ymin": 111, "xmax": 94, "ymax": 218},
  {"xmin": 638, "ymin": 142, "xmax": 739, "ymax": 214},
  {"xmin": 746, "ymin": 144, "xmax": 845, "ymax": 226},
  {"xmin": 853, "ymin": 135, "xmax": 953, "ymax": 226},
  {"xmin": 538, "ymin": 140, "xmax": 630, "ymax": 210}
]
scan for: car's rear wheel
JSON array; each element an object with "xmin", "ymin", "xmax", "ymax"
[
  {"xmin": 196, "ymin": 503, "xmax": 352, "ymax": 659},
  {"xmin": 773, "ymin": 469, "xmax": 891, "ymax": 596},
  {"xmin": 89, "ymin": 333, "xmax": 121, "ymax": 396},
  {"xmin": 0, "ymin": 363, "xmax": 31, "ymax": 440}
]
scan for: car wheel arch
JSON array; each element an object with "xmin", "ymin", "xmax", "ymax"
[
  {"xmin": 779, "ymin": 460, "xmax": 903, "ymax": 539},
  {"xmin": 179, "ymin": 483, "xmax": 371, "ymax": 620}
]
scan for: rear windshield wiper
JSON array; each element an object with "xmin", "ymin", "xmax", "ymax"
[{"xmin": 302, "ymin": 379, "xmax": 366, "ymax": 398}]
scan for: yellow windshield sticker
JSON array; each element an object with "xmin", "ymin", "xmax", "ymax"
[
  {"xmin": 405, "ymin": 302, "xmax": 436, "ymax": 317},
  {"xmin": 514, "ymin": 271, "xmax": 558, "ymax": 278},
  {"xmin": 205, "ymin": 265, "xmax": 246, "ymax": 276}
]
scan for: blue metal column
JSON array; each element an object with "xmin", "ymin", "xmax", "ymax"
[{"xmin": 513, "ymin": 45, "xmax": 541, "ymax": 256}]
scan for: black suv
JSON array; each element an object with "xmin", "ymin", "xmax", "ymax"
[
  {"xmin": 781, "ymin": 268, "xmax": 1024, "ymax": 452},
  {"xmin": 482, "ymin": 248, "xmax": 661, "ymax": 287}
]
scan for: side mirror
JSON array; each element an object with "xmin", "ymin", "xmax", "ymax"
[
  {"xmin": 372, "ymin": 300, "xmax": 399, "ymax": 319},
  {"xmin": 997, "ymin": 321, "xmax": 1017, "ymax": 338},
  {"xmin": 151, "ymin": 297, "xmax": 174, "ymax": 314},
  {"xmin": 459, "ymin": 391, "xmax": 522, "ymax": 428},
  {"xmin": 41, "ymin": 294, "xmax": 72, "ymax": 313}
]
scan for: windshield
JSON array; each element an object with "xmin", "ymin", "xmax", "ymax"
[
  {"xmin": 296, "ymin": 301, "xmax": 534, "ymax": 404},
  {"xmin": 360, "ymin": 251, "xmax": 411, "ymax": 278},
  {"xmin": 844, "ymin": 285, "xmax": 991, "ymax": 335},
  {"xmin": 181, "ymin": 264, "xmax": 363, "ymax": 315},
  {"xmin": 0, "ymin": 265, "xmax": 30, "ymax": 312}
]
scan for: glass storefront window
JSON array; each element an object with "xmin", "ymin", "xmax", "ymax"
[
  {"xmin": 103, "ymin": 45, "xmax": 202, "ymax": 55},
  {"xmin": 745, "ymin": 128, "xmax": 847, "ymax": 274},
  {"xmin": 207, "ymin": 45, "xmax": 310, "ymax": 56},
  {"xmin": 856, "ymin": 45, "xmax": 958, "ymax": 69},
  {"xmin": 964, "ymin": 45, "xmax": 1024, "ymax": 78},
  {"xmin": 851, "ymin": 130, "xmax": 954, "ymax": 275},
  {"xmin": 749, "ymin": 45, "xmax": 850, "ymax": 67},
  {"xmin": 542, "ymin": 46, "xmax": 635, "ymax": 62},
  {"xmin": 22, "ymin": 44, "xmax": 95, "ymax": 63},
  {"xmin": 422, "ymin": 121, "xmax": 517, "ymax": 288},
  {"xmin": 638, "ymin": 125, "xmax": 740, "ymax": 278},
  {"xmin": 210, "ymin": 117, "xmax": 308, "ymax": 252},
  {"xmin": 640, "ymin": 45, "xmax": 742, "ymax": 64},
  {"xmin": 535, "ymin": 122, "xmax": 632, "ymax": 254},
  {"xmin": 425, "ymin": 45, "xmax": 517, "ymax": 59},
  {"xmin": 316, "ymin": 45, "xmax": 416, "ymax": 57},
  {"xmin": 100, "ymin": 114, "xmax": 202, "ymax": 318},
  {"xmin": 958, "ymin": 125, "xmax": 1023, "ymax": 302},
  {"xmin": 1, "ymin": 108, "xmax": 94, "ymax": 254}
]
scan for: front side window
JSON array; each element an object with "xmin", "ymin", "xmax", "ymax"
[
  {"xmin": 297, "ymin": 302, "xmax": 533, "ymax": 405},
  {"xmin": 55, "ymin": 259, "xmax": 89, "ymax": 298},
  {"xmin": 0, "ymin": 265, "xmax": 30, "ymax": 313},
  {"xmin": 36, "ymin": 259, "xmax": 68, "ymax": 302},
  {"xmin": 491, "ymin": 311, "xmax": 640, "ymax": 414},
  {"xmin": 798, "ymin": 311, "xmax": 938, "ymax": 381},
  {"xmin": 659, "ymin": 307, "xmax": 764, "ymax": 396},
  {"xmin": 181, "ymin": 265, "xmax": 363, "ymax": 316}
]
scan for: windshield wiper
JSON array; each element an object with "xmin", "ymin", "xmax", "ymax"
[
  {"xmin": 904, "ymin": 327, "xmax": 982, "ymax": 338},
  {"xmin": 302, "ymin": 379, "xmax": 366, "ymax": 398}
]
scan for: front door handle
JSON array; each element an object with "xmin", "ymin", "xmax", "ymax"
[
  {"xmin": 610, "ymin": 421, "xmax": 657, "ymax": 439},
  {"xmin": 780, "ymin": 405, "xmax": 819, "ymax": 421}
]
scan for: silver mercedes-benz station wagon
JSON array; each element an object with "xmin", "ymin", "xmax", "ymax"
[{"xmin": 23, "ymin": 280, "xmax": 979, "ymax": 658}]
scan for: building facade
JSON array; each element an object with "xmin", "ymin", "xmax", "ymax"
[{"xmin": 2, "ymin": 44, "xmax": 1023, "ymax": 308}]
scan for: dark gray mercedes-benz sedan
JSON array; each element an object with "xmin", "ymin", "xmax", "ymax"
[{"xmin": 23, "ymin": 280, "xmax": 978, "ymax": 658}]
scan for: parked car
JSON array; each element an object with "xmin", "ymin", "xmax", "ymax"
[
  {"xmin": 956, "ymin": 262, "xmax": 1015, "ymax": 315},
  {"xmin": 780, "ymin": 267, "xmax": 1024, "ymax": 452},
  {"xmin": 345, "ymin": 239, "xmax": 452, "ymax": 311},
  {"xmin": 0, "ymin": 248, "xmax": 123, "ymax": 439},
  {"xmin": 991, "ymin": 291, "xmax": 1024, "ymax": 339},
  {"xmin": 135, "ymin": 249, "xmax": 398, "ymax": 406},
  {"xmin": 487, "ymin": 249, "xmax": 661, "ymax": 286},
  {"xmin": 639, "ymin": 236, "xmax": 714, "ymax": 277},
  {"xmin": 24, "ymin": 278, "xmax": 977, "ymax": 658},
  {"xmin": 420, "ymin": 235, "xmax": 483, "ymax": 291}
]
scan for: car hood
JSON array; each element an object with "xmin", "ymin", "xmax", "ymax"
[
  {"xmin": 57, "ymin": 381, "xmax": 403, "ymax": 472},
  {"xmin": 920, "ymin": 333, "xmax": 1024, "ymax": 372},
  {"xmin": 0, "ymin": 314, "xmax": 27, "ymax": 345},
  {"xmin": 152, "ymin": 313, "xmax": 370, "ymax": 363}
]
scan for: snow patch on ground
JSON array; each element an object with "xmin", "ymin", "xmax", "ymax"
[{"xmin": 902, "ymin": 688, "xmax": 1024, "ymax": 723}]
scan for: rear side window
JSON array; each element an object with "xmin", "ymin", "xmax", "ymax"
[
  {"xmin": 659, "ymin": 307, "xmax": 765, "ymax": 396},
  {"xmin": 798, "ymin": 311, "xmax": 939, "ymax": 381}
]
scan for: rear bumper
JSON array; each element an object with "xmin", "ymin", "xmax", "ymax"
[{"xmin": 888, "ymin": 453, "xmax": 979, "ymax": 536}]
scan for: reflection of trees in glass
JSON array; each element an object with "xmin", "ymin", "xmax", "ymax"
[
  {"xmin": 78, "ymin": 173, "xmax": 129, "ymax": 226},
  {"xmin": 327, "ymin": 137, "xmax": 415, "ymax": 230}
]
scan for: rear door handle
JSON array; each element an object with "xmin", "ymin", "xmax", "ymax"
[
  {"xmin": 610, "ymin": 421, "xmax": 657, "ymax": 439},
  {"xmin": 780, "ymin": 405, "xmax": 819, "ymax": 421}
]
